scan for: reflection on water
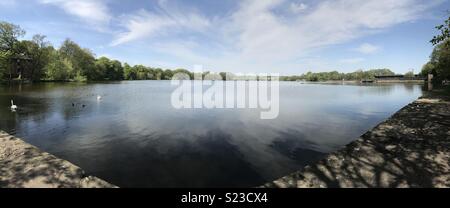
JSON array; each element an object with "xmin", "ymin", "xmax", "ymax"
[{"xmin": 0, "ymin": 81, "xmax": 423, "ymax": 187}]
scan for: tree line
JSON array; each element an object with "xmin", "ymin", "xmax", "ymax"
[
  {"xmin": 280, "ymin": 69, "xmax": 398, "ymax": 82},
  {"xmin": 0, "ymin": 21, "xmax": 202, "ymax": 83},
  {"xmin": 0, "ymin": 21, "xmax": 406, "ymax": 83},
  {"xmin": 3, "ymin": 18, "xmax": 449, "ymax": 84}
]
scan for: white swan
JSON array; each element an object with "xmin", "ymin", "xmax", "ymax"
[
  {"xmin": 10, "ymin": 100, "xmax": 18, "ymax": 111},
  {"xmin": 97, "ymin": 95, "xmax": 102, "ymax": 100}
]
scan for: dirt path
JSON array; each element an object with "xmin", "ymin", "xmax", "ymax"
[
  {"xmin": 0, "ymin": 131, "xmax": 116, "ymax": 188},
  {"xmin": 263, "ymin": 95, "xmax": 450, "ymax": 188}
]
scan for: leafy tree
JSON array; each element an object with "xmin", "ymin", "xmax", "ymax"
[
  {"xmin": 123, "ymin": 63, "xmax": 136, "ymax": 80},
  {"xmin": 421, "ymin": 62, "xmax": 436, "ymax": 76},
  {"xmin": 44, "ymin": 50, "xmax": 72, "ymax": 80},
  {"xmin": 173, "ymin": 68, "xmax": 193, "ymax": 80},
  {"xmin": 0, "ymin": 21, "xmax": 25, "ymax": 51},
  {"xmin": 0, "ymin": 21, "xmax": 25, "ymax": 80},
  {"xmin": 133, "ymin": 65, "xmax": 149, "ymax": 80},
  {"xmin": 59, "ymin": 39, "xmax": 95, "ymax": 80},
  {"xmin": 162, "ymin": 69, "xmax": 174, "ymax": 80},
  {"xmin": 405, "ymin": 71, "xmax": 414, "ymax": 78},
  {"xmin": 424, "ymin": 13, "xmax": 450, "ymax": 81},
  {"xmin": 93, "ymin": 57, "xmax": 124, "ymax": 81},
  {"xmin": 288, "ymin": 69, "xmax": 396, "ymax": 82},
  {"xmin": 431, "ymin": 14, "xmax": 450, "ymax": 46},
  {"xmin": 219, "ymin": 72, "xmax": 227, "ymax": 81},
  {"xmin": 425, "ymin": 41, "xmax": 450, "ymax": 80},
  {"xmin": 26, "ymin": 35, "xmax": 53, "ymax": 81},
  {"xmin": 111, "ymin": 60, "xmax": 124, "ymax": 80},
  {"xmin": 9, "ymin": 40, "xmax": 30, "ymax": 80},
  {"xmin": 93, "ymin": 57, "xmax": 109, "ymax": 80},
  {"xmin": 153, "ymin": 68, "xmax": 163, "ymax": 80}
]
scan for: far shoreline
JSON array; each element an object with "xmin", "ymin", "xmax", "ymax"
[{"xmin": 1, "ymin": 79, "xmax": 427, "ymax": 86}]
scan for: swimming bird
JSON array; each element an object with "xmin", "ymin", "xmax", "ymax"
[
  {"xmin": 72, "ymin": 103, "xmax": 75, "ymax": 107},
  {"xmin": 10, "ymin": 100, "xmax": 18, "ymax": 111},
  {"xmin": 97, "ymin": 95, "xmax": 102, "ymax": 101},
  {"xmin": 82, "ymin": 104, "xmax": 86, "ymax": 108}
]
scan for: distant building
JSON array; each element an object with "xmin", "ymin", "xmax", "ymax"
[{"xmin": 8, "ymin": 53, "xmax": 32, "ymax": 80}]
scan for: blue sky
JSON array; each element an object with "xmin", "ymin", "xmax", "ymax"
[{"xmin": 1, "ymin": 0, "xmax": 449, "ymax": 75}]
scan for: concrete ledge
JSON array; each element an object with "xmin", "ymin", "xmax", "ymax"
[
  {"xmin": 262, "ymin": 96, "xmax": 450, "ymax": 188},
  {"xmin": 0, "ymin": 131, "xmax": 117, "ymax": 188}
]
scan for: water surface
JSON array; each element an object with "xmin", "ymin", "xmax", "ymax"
[{"xmin": 0, "ymin": 81, "xmax": 423, "ymax": 187}]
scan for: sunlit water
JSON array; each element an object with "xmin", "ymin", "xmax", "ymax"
[{"xmin": 0, "ymin": 81, "xmax": 423, "ymax": 187}]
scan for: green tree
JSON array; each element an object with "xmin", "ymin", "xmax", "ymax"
[
  {"xmin": 431, "ymin": 14, "xmax": 450, "ymax": 46},
  {"xmin": 427, "ymin": 41, "xmax": 450, "ymax": 80},
  {"xmin": 92, "ymin": 57, "xmax": 124, "ymax": 81},
  {"xmin": 219, "ymin": 72, "xmax": 227, "ymax": 81},
  {"xmin": 173, "ymin": 68, "xmax": 193, "ymax": 80},
  {"xmin": 162, "ymin": 69, "xmax": 174, "ymax": 80},
  {"xmin": 421, "ymin": 62, "xmax": 436, "ymax": 76},
  {"xmin": 294, "ymin": 69, "xmax": 396, "ymax": 82},
  {"xmin": 9, "ymin": 40, "xmax": 31, "ymax": 80},
  {"xmin": 93, "ymin": 57, "xmax": 109, "ymax": 80},
  {"xmin": 123, "ymin": 63, "xmax": 135, "ymax": 80},
  {"xmin": 44, "ymin": 50, "xmax": 72, "ymax": 80},
  {"xmin": 133, "ymin": 65, "xmax": 148, "ymax": 80},
  {"xmin": 59, "ymin": 39, "xmax": 95, "ymax": 80},
  {"xmin": 153, "ymin": 68, "xmax": 163, "ymax": 80},
  {"xmin": 426, "ymin": 14, "xmax": 450, "ymax": 81},
  {"xmin": 111, "ymin": 60, "xmax": 124, "ymax": 80},
  {"xmin": 26, "ymin": 35, "xmax": 53, "ymax": 81},
  {"xmin": 405, "ymin": 71, "xmax": 414, "ymax": 78},
  {"xmin": 0, "ymin": 21, "xmax": 25, "ymax": 52},
  {"xmin": 0, "ymin": 21, "xmax": 25, "ymax": 80}
]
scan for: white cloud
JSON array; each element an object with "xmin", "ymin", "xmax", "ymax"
[
  {"xmin": 109, "ymin": 0, "xmax": 443, "ymax": 72},
  {"xmin": 235, "ymin": 0, "xmax": 432, "ymax": 55},
  {"xmin": 340, "ymin": 58, "xmax": 365, "ymax": 64},
  {"xmin": 217, "ymin": 0, "xmax": 437, "ymax": 71},
  {"xmin": 111, "ymin": 1, "xmax": 211, "ymax": 46},
  {"xmin": 355, "ymin": 43, "xmax": 380, "ymax": 54},
  {"xmin": 38, "ymin": 0, "xmax": 111, "ymax": 26},
  {"xmin": 290, "ymin": 2, "xmax": 308, "ymax": 13},
  {"xmin": 111, "ymin": 10, "xmax": 175, "ymax": 46}
]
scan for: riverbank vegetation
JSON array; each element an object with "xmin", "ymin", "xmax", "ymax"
[
  {"xmin": 279, "ymin": 69, "xmax": 396, "ymax": 82},
  {"xmin": 0, "ymin": 21, "xmax": 195, "ymax": 83},
  {"xmin": 421, "ymin": 14, "xmax": 450, "ymax": 82}
]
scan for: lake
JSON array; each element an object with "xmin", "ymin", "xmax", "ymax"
[{"xmin": 0, "ymin": 81, "xmax": 424, "ymax": 187}]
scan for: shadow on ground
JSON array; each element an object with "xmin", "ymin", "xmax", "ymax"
[
  {"xmin": 0, "ymin": 131, "xmax": 115, "ymax": 188},
  {"xmin": 263, "ymin": 96, "xmax": 450, "ymax": 188}
]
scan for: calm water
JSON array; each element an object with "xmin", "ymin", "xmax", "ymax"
[{"xmin": 0, "ymin": 81, "xmax": 423, "ymax": 187}]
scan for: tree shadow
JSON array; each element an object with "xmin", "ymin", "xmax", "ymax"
[
  {"xmin": 0, "ymin": 132, "xmax": 114, "ymax": 188},
  {"xmin": 263, "ymin": 97, "xmax": 450, "ymax": 188}
]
